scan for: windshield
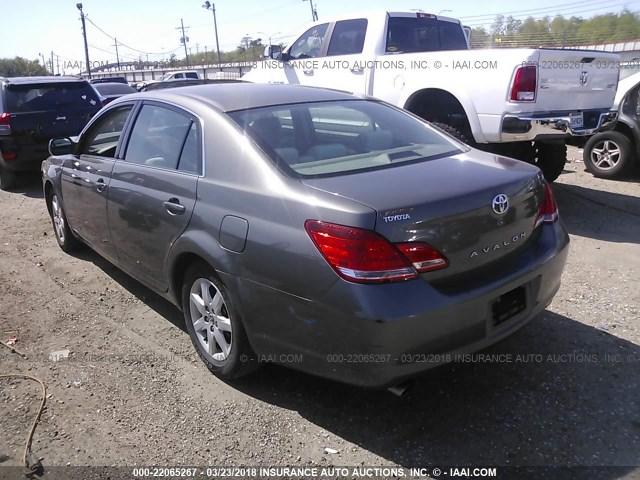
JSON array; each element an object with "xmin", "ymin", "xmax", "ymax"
[
  {"xmin": 386, "ymin": 16, "xmax": 468, "ymax": 53},
  {"xmin": 228, "ymin": 100, "xmax": 464, "ymax": 178},
  {"xmin": 5, "ymin": 82, "xmax": 101, "ymax": 113}
]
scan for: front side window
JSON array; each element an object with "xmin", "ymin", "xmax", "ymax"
[
  {"xmin": 80, "ymin": 105, "xmax": 133, "ymax": 157},
  {"xmin": 228, "ymin": 100, "xmax": 464, "ymax": 178},
  {"xmin": 124, "ymin": 104, "xmax": 194, "ymax": 170},
  {"xmin": 327, "ymin": 19, "xmax": 367, "ymax": 56},
  {"xmin": 289, "ymin": 23, "xmax": 329, "ymax": 59}
]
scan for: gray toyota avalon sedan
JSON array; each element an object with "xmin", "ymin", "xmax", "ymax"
[{"xmin": 42, "ymin": 83, "xmax": 569, "ymax": 389}]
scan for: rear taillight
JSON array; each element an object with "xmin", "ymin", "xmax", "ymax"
[
  {"xmin": 535, "ymin": 182, "xmax": 558, "ymax": 227},
  {"xmin": 396, "ymin": 242, "xmax": 448, "ymax": 272},
  {"xmin": 0, "ymin": 113, "xmax": 11, "ymax": 136},
  {"xmin": 305, "ymin": 220, "xmax": 447, "ymax": 283},
  {"xmin": 510, "ymin": 66, "xmax": 537, "ymax": 102}
]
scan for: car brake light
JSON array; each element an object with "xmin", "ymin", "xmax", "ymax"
[
  {"xmin": 396, "ymin": 243, "xmax": 448, "ymax": 272},
  {"xmin": 535, "ymin": 182, "xmax": 558, "ymax": 227},
  {"xmin": 305, "ymin": 220, "xmax": 447, "ymax": 283},
  {"xmin": 510, "ymin": 66, "xmax": 537, "ymax": 102},
  {"xmin": 0, "ymin": 113, "xmax": 11, "ymax": 136}
]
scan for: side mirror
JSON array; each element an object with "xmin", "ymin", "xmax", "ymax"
[
  {"xmin": 264, "ymin": 45, "xmax": 285, "ymax": 60},
  {"xmin": 48, "ymin": 137, "xmax": 76, "ymax": 156}
]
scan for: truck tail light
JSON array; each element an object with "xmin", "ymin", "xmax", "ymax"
[
  {"xmin": 535, "ymin": 182, "xmax": 559, "ymax": 227},
  {"xmin": 305, "ymin": 220, "xmax": 447, "ymax": 283},
  {"xmin": 0, "ymin": 113, "xmax": 12, "ymax": 136},
  {"xmin": 510, "ymin": 66, "xmax": 537, "ymax": 102}
]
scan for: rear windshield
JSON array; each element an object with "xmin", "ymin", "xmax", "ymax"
[
  {"xmin": 228, "ymin": 100, "xmax": 464, "ymax": 178},
  {"xmin": 386, "ymin": 17, "xmax": 467, "ymax": 53},
  {"xmin": 5, "ymin": 82, "xmax": 101, "ymax": 113},
  {"xmin": 94, "ymin": 83, "xmax": 137, "ymax": 96}
]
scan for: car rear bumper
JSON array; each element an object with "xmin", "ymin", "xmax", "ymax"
[
  {"xmin": 229, "ymin": 222, "xmax": 570, "ymax": 388},
  {"xmin": 501, "ymin": 109, "xmax": 617, "ymax": 142}
]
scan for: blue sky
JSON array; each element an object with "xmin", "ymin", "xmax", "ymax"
[{"xmin": 1, "ymin": 0, "xmax": 637, "ymax": 71}]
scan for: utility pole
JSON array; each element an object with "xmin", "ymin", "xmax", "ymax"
[
  {"xmin": 177, "ymin": 19, "xmax": 190, "ymax": 67},
  {"xmin": 113, "ymin": 38, "xmax": 121, "ymax": 69},
  {"xmin": 76, "ymin": 3, "xmax": 92, "ymax": 78},
  {"xmin": 56, "ymin": 55, "xmax": 60, "ymax": 75},
  {"xmin": 304, "ymin": 0, "xmax": 318, "ymax": 21},
  {"xmin": 203, "ymin": 2, "xmax": 222, "ymax": 71},
  {"xmin": 50, "ymin": 51, "xmax": 55, "ymax": 75}
]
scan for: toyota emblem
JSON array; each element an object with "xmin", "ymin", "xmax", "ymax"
[{"xmin": 492, "ymin": 194, "xmax": 509, "ymax": 215}]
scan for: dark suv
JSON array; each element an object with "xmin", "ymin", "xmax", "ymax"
[{"xmin": 0, "ymin": 76, "xmax": 102, "ymax": 189}]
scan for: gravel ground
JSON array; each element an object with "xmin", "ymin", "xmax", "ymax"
[{"xmin": 0, "ymin": 147, "xmax": 639, "ymax": 479}]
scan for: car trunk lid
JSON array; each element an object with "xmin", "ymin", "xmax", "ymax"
[{"xmin": 302, "ymin": 151, "xmax": 545, "ymax": 280}]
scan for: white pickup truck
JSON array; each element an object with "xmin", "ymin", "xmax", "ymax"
[{"xmin": 243, "ymin": 11, "xmax": 620, "ymax": 181}]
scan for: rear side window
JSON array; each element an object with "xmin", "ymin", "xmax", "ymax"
[
  {"xmin": 124, "ymin": 104, "xmax": 195, "ymax": 170},
  {"xmin": 5, "ymin": 82, "xmax": 101, "ymax": 113},
  {"xmin": 327, "ymin": 19, "xmax": 367, "ymax": 56},
  {"xmin": 185, "ymin": 72, "xmax": 198, "ymax": 79},
  {"xmin": 386, "ymin": 17, "xmax": 467, "ymax": 53}
]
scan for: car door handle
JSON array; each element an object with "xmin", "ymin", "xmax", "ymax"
[
  {"xmin": 163, "ymin": 198, "xmax": 186, "ymax": 215},
  {"xmin": 95, "ymin": 178, "xmax": 107, "ymax": 192},
  {"xmin": 350, "ymin": 67, "xmax": 363, "ymax": 74},
  {"xmin": 303, "ymin": 69, "xmax": 314, "ymax": 76}
]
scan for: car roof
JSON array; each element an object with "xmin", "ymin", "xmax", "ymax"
[
  {"xmin": 2, "ymin": 76, "xmax": 88, "ymax": 85},
  {"xmin": 126, "ymin": 83, "xmax": 365, "ymax": 112}
]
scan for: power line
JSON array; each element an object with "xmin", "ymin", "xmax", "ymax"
[
  {"xmin": 465, "ymin": 0, "xmax": 639, "ymax": 27},
  {"xmin": 458, "ymin": 0, "xmax": 624, "ymax": 20},
  {"xmin": 85, "ymin": 15, "xmax": 173, "ymax": 56}
]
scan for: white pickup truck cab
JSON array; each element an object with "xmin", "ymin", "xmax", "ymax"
[{"xmin": 243, "ymin": 11, "xmax": 620, "ymax": 181}]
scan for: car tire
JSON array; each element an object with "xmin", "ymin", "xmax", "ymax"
[
  {"xmin": 583, "ymin": 131, "xmax": 634, "ymax": 179},
  {"xmin": 0, "ymin": 167, "xmax": 16, "ymax": 191},
  {"xmin": 534, "ymin": 142, "xmax": 567, "ymax": 183},
  {"xmin": 182, "ymin": 263, "xmax": 259, "ymax": 380},
  {"xmin": 430, "ymin": 122, "xmax": 474, "ymax": 146},
  {"xmin": 48, "ymin": 193, "xmax": 82, "ymax": 253}
]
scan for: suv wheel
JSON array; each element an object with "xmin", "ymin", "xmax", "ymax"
[
  {"xmin": 182, "ymin": 263, "xmax": 258, "ymax": 380},
  {"xmin": 0, "ymin": 168, "xmax": 16, "ymax": 191},
  {"xmin": 534, "ymin": 142, "xmax": 567, "ymax": 183},
  {"xmin": 584, "ymin": 131, "xmax": 634, "ymax": 179}
]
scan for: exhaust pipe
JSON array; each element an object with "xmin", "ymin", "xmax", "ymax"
[{"xmin": 387, "ymin": 381, "xmax": 414, "ymax": 397}]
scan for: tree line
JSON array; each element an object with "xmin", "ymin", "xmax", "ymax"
[{"xmin": 470, "ymin": 9, "xmax": 640, "ymax": 48}]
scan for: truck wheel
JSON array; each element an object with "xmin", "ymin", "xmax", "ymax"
[
  {"xmin": 0, "ymin": 168, "xmax": 16, "ymax": 191},
  {"xmin": 430, "ymin": 122, "xmax": 474, "ymax": 146},
  {"xmin": 534, "ymin": 142, "xmax": 567, "ymax": 183},
  {"xmin": 583, "ymin": 131, "xmax": 634, "ymax": 179}
]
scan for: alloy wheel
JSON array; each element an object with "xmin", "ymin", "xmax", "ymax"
[{"xmin": 188, "ymin": 278, "xmax": 233, "ymax": 362}]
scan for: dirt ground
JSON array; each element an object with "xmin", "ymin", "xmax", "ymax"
[{"xmin": 0, "ymin": 147, "xmax": 639, "ymax": 478}]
